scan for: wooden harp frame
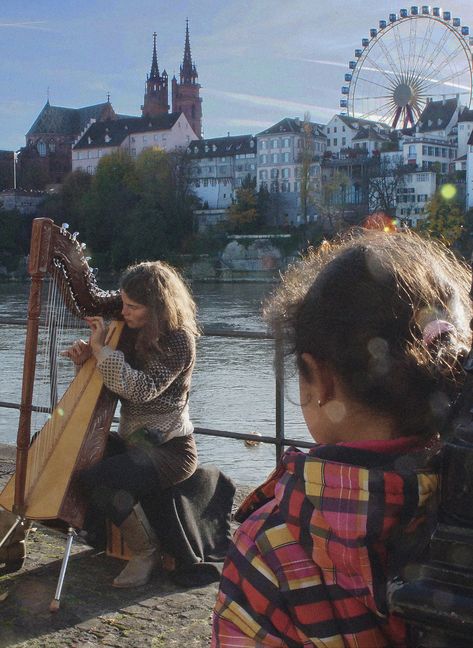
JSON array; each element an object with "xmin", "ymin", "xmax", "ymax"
[{"xmin": 0, "ymin": 218, "xmax": 123, "ymax": 529}]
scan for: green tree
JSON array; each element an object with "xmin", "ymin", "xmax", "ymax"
[
  {"xmin": 417, "ymin": 191, "xmax": 465, "ymax": 247},
  {"xmin": 0, "ymin": 208, "xmax": 27, "ymax": 271},
  {"xmin": 42, "ymin": 169, "xmax": 92, "ymax": 230},
  {"xmin": 85, "ymin": 151, "xmax": 137, "ymax": 269}
]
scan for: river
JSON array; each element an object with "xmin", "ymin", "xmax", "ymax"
[{"xmin": 0, "ymin": 281, "xmax": 309, "ymax": 486}]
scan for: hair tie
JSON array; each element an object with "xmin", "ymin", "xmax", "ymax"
[{"xmin": 422, "ymin": 319, "xmax": 456, "ymax": 348}]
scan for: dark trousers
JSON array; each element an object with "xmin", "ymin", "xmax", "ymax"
[{"xmin": 78, "ymin": 434, "xmax": 161, "ymax": 530}]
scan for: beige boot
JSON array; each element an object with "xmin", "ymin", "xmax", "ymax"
[{"xmin": 112, "ymin": 504, "xmax": 160, "ymax": 588}]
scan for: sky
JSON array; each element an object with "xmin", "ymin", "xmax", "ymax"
[{"xmin": 1, "ymin": 0, "xmax": 473, "ymax": 150}]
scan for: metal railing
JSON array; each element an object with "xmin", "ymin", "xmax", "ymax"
[{"xmin": 0, "ymin": 318, "xmax": 314, "ymax": 468}]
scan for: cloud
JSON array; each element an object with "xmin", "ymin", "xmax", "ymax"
[
  {"xmin": 204, "ymin": 88, "xmax": 336, "ymax": 117},
  {"xmin": 0, "ymin": 21, "xmax": 54, "ymax": 32}
]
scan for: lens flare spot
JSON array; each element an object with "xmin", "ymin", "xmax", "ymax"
[
  {"xmin": 440, "ymin": 184, "xmax": 457, "ymax": 200},
  {"xmin": 325, "ymin": 400, "xmax": 346, "ymax": 423}
]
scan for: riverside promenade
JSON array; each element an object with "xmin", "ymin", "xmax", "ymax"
[{"xmin": 0, "ymin": 444, "xmax": 246, "ymax": 648}]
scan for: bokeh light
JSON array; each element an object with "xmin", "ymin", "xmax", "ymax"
[
  {"xmin": 440, "ymin": 183, "xmax": 457, "ymax": 200},
  {"xmin": 363, "ymin": 212, "xmax": 397, "ymax": 232}
]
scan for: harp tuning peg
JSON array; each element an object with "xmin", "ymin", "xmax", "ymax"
[
  {"xmin": 61, "ymin": 222, "xmax": 69, "ymax": 231},
  {"xmin": 85, "ymin": 256, "xmax": 92, "ymax": 262},
  {"xmin": 81, "ymin": 242, "xmax": 87, "ymax": 250},
  {"xmin": 72, "ymin": 231, "xmax": 79, "ymax": 240}
]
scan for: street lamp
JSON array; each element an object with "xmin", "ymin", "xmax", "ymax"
[{"xmin": 13, "ymin": 150, "xmax": 20, "ymax": 190}]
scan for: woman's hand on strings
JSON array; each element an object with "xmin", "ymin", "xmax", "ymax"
[
  {"xmin": 61, "ymin": 339, "xmax": 92, "ymax": 366},
  {"xmin": 85, "ymin": 316, "xmax": 108, "ymax": 355}
]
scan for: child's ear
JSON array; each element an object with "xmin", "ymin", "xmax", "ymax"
[{"xmin": 300, "ymin": 353, "xmax": 336, "ymax": 406}]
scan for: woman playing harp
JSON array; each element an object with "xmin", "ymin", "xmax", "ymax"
[{"xmin": 63, "ymin": 260, "xmax": 200, "ymax": 588}]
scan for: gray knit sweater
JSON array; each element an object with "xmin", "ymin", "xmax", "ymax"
[{"xmin": 95, "ymin": 329, "xmax": 196, "ymax": 445}]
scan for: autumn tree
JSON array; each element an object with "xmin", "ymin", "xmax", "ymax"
[
  {"xmin": 227, "ymin": 175, "xmax": 263, "ymax": 233},
  {"xmin": 417, "ymin": 190, "xmax": 465, "ymax": 247}
]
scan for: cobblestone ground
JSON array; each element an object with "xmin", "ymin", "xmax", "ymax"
[{"xmin": 0, "ymin": 445, "xmax": 249, "ymax": 648}]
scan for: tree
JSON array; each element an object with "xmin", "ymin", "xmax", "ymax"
[
  {"xmin": 417, "ymin": 191, "xmax": 465, "ymax": 247},
  {"xmin": 227, "ymin": 175, "xmax": 262, "ymax": 233},
  {"xmin": 368, "ymin": 159, "xmax": 407, "ymax": 216},
  {"xmin": 0, "ymin": 208, "xmax": 28, "ymax": 271},
  {"xmin": 42, "ymin": 169, "xmax": 92, "ymax": 230},
  {"xmin": 298, "ymin": 112, "xmax": 318, "ymax": 225},
  {"xmin": 317, "ymin": 170, "xmax": 350, "ymax": 233}
]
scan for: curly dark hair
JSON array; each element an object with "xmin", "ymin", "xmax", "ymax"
[{"xmin": 263, "ymin": 230, "xmax": 472, "ymax": 439}]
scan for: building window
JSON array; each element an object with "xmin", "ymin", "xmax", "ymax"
[
  {"xmin": 333, "ymin": 138, "xmax": 338, "ymax": 146},
  {"xmin": 271, "ymin": 153, "xmax": 278, "ymax": 163},
  {"xmin": 260, "ymin": 140, "xmax": 267, "ymax": 149},
  {"xmin": 271, "ymin": 139, "xmax": 279, "ymax": 148},
  {"xmin": 37, "ymin": 140, "xmax": 47, "ymax": 157},
  {"xmin": 282, "ymin": 138, "xmax": 290, "ymax": 148},
  {"xmin": 282, "ymin": 152, "xmax": 290, "ymax": 162}
]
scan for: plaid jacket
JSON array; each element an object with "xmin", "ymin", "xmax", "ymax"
[{"xmin": 212, "ymin": 443, "xmax": 438, "ymax": 648}]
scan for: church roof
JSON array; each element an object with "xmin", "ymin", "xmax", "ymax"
[
  {"xmin": 257, "ymin": 117, "xmax": 325, "ymax": 137},
  {"xmin": 27, "ymin": 102, "xmax": 114, "ymax": 138},
  {"xmin": 73, "ymin": 113, "xmax": 181, "ymax": 149},
  {"xmin": 187, "ymin": 134, "xmax": 256, "ymax": 158},
  {"xmin": 416, "ymin": 98, "xmax": 457, "ymax": 132}
]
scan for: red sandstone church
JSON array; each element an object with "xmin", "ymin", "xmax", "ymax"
[{"xmin": 19, "ymin": 21, "xmax": 202, "ymax": 187}]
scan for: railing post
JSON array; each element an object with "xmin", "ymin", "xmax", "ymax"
[{"xmin": 274, "ymin": 328, "xmax": 285, "ymax": 464}]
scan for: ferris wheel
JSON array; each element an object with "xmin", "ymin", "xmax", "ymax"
[{"xmin": 340, "ymin": 6, "xmax": 473, "ymax": 128}]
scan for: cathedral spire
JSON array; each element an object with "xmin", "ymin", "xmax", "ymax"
[
  {"xmin": 142, "ymin": 31, "xmax": 169, "ymax": 117},
  {"xmin": 150, "ymin": 32, "xmax": 159, "ymax": 79},
  {"xmin": 180, "ymin": 18, "xmax": 197, "ymax": 84}
]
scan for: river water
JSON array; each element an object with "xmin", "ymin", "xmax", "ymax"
[{"xmin": 0, "ymin": 281, "xmax": 309, "ymax": 486}]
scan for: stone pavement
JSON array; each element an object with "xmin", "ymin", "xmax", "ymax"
[{"xmin": 0, "ymin": 444, "xmax": 249, "ymax": 648}]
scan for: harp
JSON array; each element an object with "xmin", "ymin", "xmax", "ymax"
[{"xmin": 0, "ymin": 218, "xmax": 123, "ymax": 607}]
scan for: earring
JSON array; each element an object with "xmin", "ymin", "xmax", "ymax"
[{"xmin": 317, "ymin": 399, "xmax": 322, "ymax": 408}]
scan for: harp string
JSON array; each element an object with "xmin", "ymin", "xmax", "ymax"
[{"xmin": 26, "ymin": 275, "xmax": 90, "ymax": 494}]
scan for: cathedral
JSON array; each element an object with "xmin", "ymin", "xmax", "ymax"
[
  {"xmin": 142, "ymin": 20, "xmax": 202, "ymax": 138},
  {"xmin": 18, "ymin": 21, "xmax": 202, "ymax": 187}
]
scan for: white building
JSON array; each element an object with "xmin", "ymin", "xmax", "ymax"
[
  {"xmin": 396, "ymin": 171, "xmax": 437, "ymax": 226},
  {"xmin": 465, "ymin": 130, "xmax": 473, "ymax": 209},
  {"xmin": 72, "ymin": 113, "xmax": 197, "ymax": 174},
  {"xmin": 256, "ymin": 117, "xmax": 326, "ymax": 224},
  {"xmin": 186, "ymin": 134, "xmax": 257, "ymax": 211},
  {"xmin": 402, "ymin": 137, "xmax": 456, "ymax": 173},
  {"xmin": 324, "ymin": 114, "xmax": 390, "ymax": 157},
  {"xmin": 456, "ymin": 107, "xmax": 473, "ymax": 158},
  {"xmin": 415, "ymin": 98, "xmax": 459, "ymax": 142}
]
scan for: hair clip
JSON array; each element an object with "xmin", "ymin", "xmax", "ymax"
[{"xmin": 422, "ymin": 320, "xmax": 456, "ymax": 348}]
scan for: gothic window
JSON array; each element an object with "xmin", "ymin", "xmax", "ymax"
[
  {"xmin": 37, "ymin": 140, "xmax": 47, "ymax": 157},
  {"xmin": 49, "ymin": 140, "xmax": 56, "ymax": 153}
]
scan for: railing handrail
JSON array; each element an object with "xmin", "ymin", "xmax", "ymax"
[{"xmin": 0, "ymin": 317, "xmax": 312, "ymax": 463}]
